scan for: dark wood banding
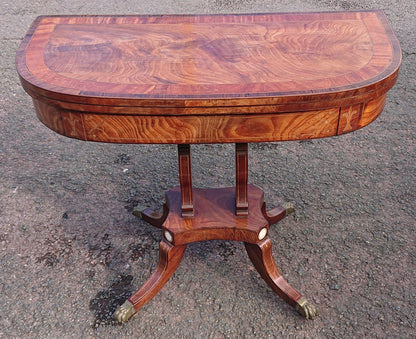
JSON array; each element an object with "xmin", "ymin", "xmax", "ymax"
[
  {"xmin": 17, "ymin": 11, "xmax": 401, "ymax": 144},
  {"xmin": 16, "ymin": 12, "xmax": 401, "ymax": 323}
]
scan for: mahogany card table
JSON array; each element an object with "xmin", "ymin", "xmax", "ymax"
[{"xmin": 16, "ymin": 11, "xmax": 401, "ymax": 323}]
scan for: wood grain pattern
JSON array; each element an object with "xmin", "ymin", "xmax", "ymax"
[
  {"xmin": 261, "ymin": 204, "xmax": 288, "ymax": 226},
  {"xmin": 236, "ymin": 143, "xmax": 249, "ymax": 216},
  {"xmin": 162, "ymin": 185, "xmax": 268, "ymax": 245},
  {"xmin": 31, "ymin": 98, "xmax": 341, "ymax": 143},
  {"xmin": 17, "ymin": 11, "xmax": 401, "ymax": 144},
  {"xmin": 123, "ymin": 184, "xmax": 307, "ymax": 319},
  {"xmin": 337, "ymin": 94, "xmax": 386, "ymax": 135},
  {"xmin": 338, "ymin": 103, "xmax": 364, "ymax": 134},
  {"xmin": 128, "ymin": 240, "xmax": 186, "ymax": 311},
  {"xmin": 16, "ymin": 12, "xmax": 401, "ymax": 321},
  {"xmin": 140, "ymin": 204, "xmax": 169, "ymax": 229},
  {"xmin": 245, "ymin": 238, "xmax": 302, "ymax": 307},
  {"xmin": 178, "ymin": 144, "xmax": 193, "ymax": 218},
  {"xmin": 17, "ymin": 12, "xmax": 400, "ymax": 101}
]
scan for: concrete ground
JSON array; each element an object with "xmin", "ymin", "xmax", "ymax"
[{"xmin": 1, "ymin": 0, "xmax": 415, "ymax": 338}]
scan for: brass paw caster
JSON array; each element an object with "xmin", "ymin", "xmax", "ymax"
[
  {"xmin": 132, "ymin": 205, "xmax": 145, "ymax": 218},
  {"xmin": 113, "ymin": 300, "xmax": 136, "ymax": 324},
  {"xmin": 295, "ymin": 297, "xmax": 318, "ymax": 319},
  {"xmin": 282, "ymin": 202, "xmax": 295, "ymax": 215}
]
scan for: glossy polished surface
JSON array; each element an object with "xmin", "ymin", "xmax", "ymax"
[{"xmin": 16, "ymin": 11, "xmax": 401, "ymax": 144}]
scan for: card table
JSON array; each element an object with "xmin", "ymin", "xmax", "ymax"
[{"xmin": 16, "ymin": 11, "xmax": 401, "ymax": 323}]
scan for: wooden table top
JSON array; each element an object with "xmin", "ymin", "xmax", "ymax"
[{"xmin": 16, "ymin": 11, "xmax": 401, "ymax": 144}]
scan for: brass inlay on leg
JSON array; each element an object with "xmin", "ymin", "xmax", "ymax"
[
  {"xmin": 295, "ymin": 297, "xmax": 318, "ymax": 319},
  {"xmin": 113, "ymin": 300, "xmax": 135, "ymax": 324}
]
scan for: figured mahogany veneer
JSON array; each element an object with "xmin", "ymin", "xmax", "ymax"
[
  {"xmin": 16, "ymin": 11, "xmax": 400, "ymax": 144},
  {"xmin": 162, "ymin": 185, "xmax": 268, "ymax": 245},
  {"xmin": 16, "ymin": 11, "xmax": 401, "ymax": 324}
]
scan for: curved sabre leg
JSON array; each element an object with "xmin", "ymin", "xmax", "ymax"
[
  {"xmin": 133, "ymin": 203, "xmax": 169, "ymax": 229},
  {"xmin": 261, "ymin": 202, "xmax": 295, "ymax": 226},
  {"xmin": 244, "ymin": 238, "xmax": 317, "ymax": 319},
  {"xmin": 113, "ymin": 240, "xmax": 186, "ymax": 323}
]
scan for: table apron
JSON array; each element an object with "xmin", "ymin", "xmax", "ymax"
[{"xmin": 32, "ymin": 94, "xmax": 386, "ymax": 144}]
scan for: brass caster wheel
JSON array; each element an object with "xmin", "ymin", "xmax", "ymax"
[{"xmin": 295, "ymin": 297, "xmax": 318, "ymax": 319}]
